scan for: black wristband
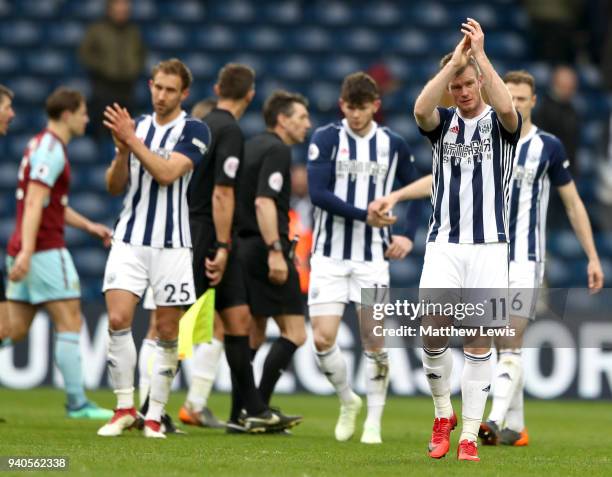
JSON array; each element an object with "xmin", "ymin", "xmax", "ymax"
[{"xmin": 215, "ymin": 241, "xmax": 230, "ymax": 250}]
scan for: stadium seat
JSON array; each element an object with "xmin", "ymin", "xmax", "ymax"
[
  {"xmin": 0, "ymin": 48, "xmax": 18, "ymax": 73},
  {"xmin": 194, "ymin": 25, "xmax": 237, "ymax": 50},
  {"xmin": 390, "ymin": 257, "xmax": 421, "ymax": 287},
  {"xmin": 47, "ymin": 22, "xmax": 85, "ymax": 47},
  {"xmin": 26, "ymin": 50, "xmax": 69, "ymax": 75},
  {"xmin": 405, "ymin": 2, "xmax": 449, "ymax": 28},
  {"xmin": 359, "ymin": 2, "xmax": 401, "ymax": 26},
  {"xmin": 67, "ymin": 137, "xmax": 99, "ymax": 164},
  {"xmin": 0, "ymin": 21, "xmax": 41, "ymax": 46},
  {"xmin": 160, "ymin": 1, "xmax": 205, "ymax": 23},
  {"xmin": 71, "ymin": 248, "xmax": 108, "ymax": 277},
  {"xmin": 308, "ymin": 2, "xmax": 353, "ymax": 25},
  {"xmin": 322, "ymin": 55, "xmax": 362, "ymax": 81},
  {"xmin": 239, "ymin": 111, "xmax": 265, "ymax": 138},
  {"xmin": 290, "ymin": 27, "xmax": 332, "ymax": 51},
  {"xmin": 130, "ymin": 0, "xmax": 157, "ymax": 21},
  {"xmin": 211, "ymin": 0, "xmax": 255, "ymax": 23},
  {"xmin": 307, "ymin": 82, "xmax": 340, "ymax": 112},
  {"xmin": 270, "ymin": 55, "xmax": 313, "ymax": 80},
  {"xmin": 65, "ymin": 0, "xmax": 105, "ymax": 20},
  {"xmin": 20, "ymin": 0, "xmax": 58, "ymax": 19},
  {"xmin": 182, "ymin": 53, "xmax": 218, "ymax": 79},
  {"xmin": 245, "ymin": 27, "xmax": 284, "ymax": 51},
  {"xmin": 144, "ymin": 23, "xmax": 188, "ymax": 50},
  {"xmin": 391, "ymin": 30, "xmax": 429, "ymax": 56},
  {"xmin": 262, "ymin": 1, "xmax": 302, "ymax": 24},
  {"xmin": 340, "ymin": 28, "xmax": 381, "ymax": 52},
  {"xmin": 0, "ymin": 162, "xmax": 18, "ymax": 188}
]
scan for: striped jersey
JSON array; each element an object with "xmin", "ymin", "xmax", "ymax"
[
  {"xmin": 113, "ymin": 111, "xmax": 211, "ymax": 248},
  {"xmin": 307, "ymin": 119, "xmax": 418, "ymax": 262},
  {"xmin": 508, "ymin": 125, "xmax": 572, "ymax": 262},
  {"xmin": 420, "ymin": 106, "xmax": 521, "ymax": 244}
]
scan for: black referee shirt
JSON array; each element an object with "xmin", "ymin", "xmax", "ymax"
[
  {"xmin": 188, "ymin": 108, "xmax": 243, "ymax": 221},
  {"xmin": 236, "ymin": 131, "xmax": 292, "ymax": 239}
]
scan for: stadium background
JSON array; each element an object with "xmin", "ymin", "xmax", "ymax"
[{"xmin": 0, "ymin": 0, "xmax": 611, "ymax": 399}]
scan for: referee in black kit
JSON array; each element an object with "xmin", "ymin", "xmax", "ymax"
[
  {"xmin": 187, "ymin": 65, "xmax": 296, "ymax": 434},
  {"xmin": 236, "ymin": 91, "xmax": 311, "ymax": 420}
]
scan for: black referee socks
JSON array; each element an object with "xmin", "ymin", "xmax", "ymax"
[{"xmin": 258, "ymin": 337, "xmax": 298, "ymax": 405}]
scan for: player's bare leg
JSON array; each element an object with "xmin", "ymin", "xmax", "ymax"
[
  {"xmin": 180, "ymin": 313, "xmax": 225, "ymax": 428},
  {"xmin": 421, "ymin": 314, "xmax": 456, "ymax": 458},
  {"xmin": 45, "ymin": 299, "xmax": 113, "ymax": 420},
  {"xmin": 97, "ymin": 290, "xmax": 139, "ymax": 437},
  {"xmin": 358, "ymin": 304, "xmax": 389, "ymax": 444},
  {"xmin": 481, "ymin": 316, "xmax": 530, "ymax": 446},
  {"xmin": 312, "ymin": 311, "xmax": 362, "ymax": 442},
  {"xmin": 0, "ymin": 301, "xmax": 11, "ymax": 347}
]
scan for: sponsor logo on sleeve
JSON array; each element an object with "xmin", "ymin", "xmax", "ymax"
[
  {"xmin": 192, "ymin": 137, "xmax": 207, "ymax": 155},
  {"xmin": 563, "ymin": 160, "xmax": 570, "ymax": 169},
  {"xmin": 268, "ymin": 172, "xmax": 284, "ymax": 192}
]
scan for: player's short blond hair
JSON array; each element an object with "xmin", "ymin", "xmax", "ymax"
[
  {"xmin": 152, "ymin": 58, "xmax": 193, "ymax": 91},
  {"xmin": 504, "ymin": 70, "xmax": 536, "ymax": 94},
  {"xmin": 439, "ymin": 52, "xmax": 481, "ymax": 77}
]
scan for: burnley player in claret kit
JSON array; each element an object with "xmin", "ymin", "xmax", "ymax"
[
  {"xmin": 371, "ymin": 19, "xmax": 521, "ymax": 461},
  {"xmin": 4, "ymin": 88, "xmax": 113, "ymax": 419}
]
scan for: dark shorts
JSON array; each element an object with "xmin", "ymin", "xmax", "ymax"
[
  {"xmin": 191, "ymin": 221, "xmax": 247, "ymax": 311},
  {"xmin": 236, "ymin": 235, "xmax": 304, "ymax": 317}
]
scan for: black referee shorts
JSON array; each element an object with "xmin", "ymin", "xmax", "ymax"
[
  {"xmin": 191, "ymin": 222, "xmax": 247, "ymax": 311},
  {"xmin": 236, "ymin": 235, "xmax": 303, "ymax": 318}
]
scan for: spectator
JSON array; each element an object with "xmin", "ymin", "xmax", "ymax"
[
  {"xmin": 79, "ymin": 0, "xmax": 146, "ymax": 139},
  {"xmin": 523, "ymin": 0, "xmax": 581, "ymax": 63},
  {"xmin": 533, "ymin": 65, "xmax": 580, "ymax": 177},
  {"xmin": 366, "ymin": 63, "xmax": 399, "ymax": 124}
]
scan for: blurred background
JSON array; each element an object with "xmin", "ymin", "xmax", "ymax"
[{"xmin": 0, "ymin": 0, "xmax": 611, "ymax": 397}]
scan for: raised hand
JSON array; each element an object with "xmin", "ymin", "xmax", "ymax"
[
  {"xmin": 449, "ymin": 35, "xmax": 472, "ymax": 70},
  {"xmin": 461, "ymin": 18, "xmax": 484, "ymax": 56},
  {"xmin": 103, "ymin": 103, "xmax": 136, "ymax": 145}
]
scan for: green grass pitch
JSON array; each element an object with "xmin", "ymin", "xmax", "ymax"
[{"xmin": 0, "ymin": 388, "xmax": 610, "ymax": 476}]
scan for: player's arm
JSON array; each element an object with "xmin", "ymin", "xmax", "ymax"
[
  {"xmin": 307, "ymin": 132, "xmax": 395, "ymax": 227},
  {"xmin": 8, "ymin": 183, "xmax": 48, "ymax": 281},
  {"xmin": 557, "ymin": 182, "xmax": 604, "ymax": 291},
  {"xmin": 206, "ymin": 128, "xmax": 242, "ymax": 285},
  {"xmin": 65, "ymin": 207, "xmax": 112, "ymax": 247},
  {"xmin": 104, "ymin": 104, "xmax": 204, "ymax": 186},
  {"xmin": 105, "ymin": 141, "xmax": 130, "ymax": 195},
  {"xmin": 256, "ymin": 146, "xmax": 290, "ymax": 286},
  {"xmin": 413, "ymin": 36, "xmax": 472, "ymax": 131},
  {"xmin": 462, "ymin": 18, "xmax": 518, "ymax": 133}
]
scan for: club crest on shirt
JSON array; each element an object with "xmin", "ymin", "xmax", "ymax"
[{"xmin": 478, "ymin": 118, "xmax": 492, "ymax": 136}]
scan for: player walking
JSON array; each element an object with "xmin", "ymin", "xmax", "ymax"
[
  {"xmin": 308, "ymin": 72, "xmax": 420, "ymax": 444},
  {"xmin": 5, "ymin": 87, "xmax": 113, "ymax": 419}
]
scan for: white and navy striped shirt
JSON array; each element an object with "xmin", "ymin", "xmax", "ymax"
[
  {"xmin": 113, "ymin": 111, "xmax": 211, "ymax": 248},
  {"xmin": 308, "ymin": 119, "xmax": 418, "ymax": 262},
  {"xmin": 508, "ymin": 125, "xmax": 572, "ymax": 262},
  {"xmin": 420, "ymin": 106, "xmax": 520, "ymax": 244}
]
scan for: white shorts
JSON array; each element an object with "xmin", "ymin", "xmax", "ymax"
[
  {"xmin": 142, "ymin": 286, "xmax": 156, "ymax": 311},
  {"xmin": 308, "ymin": 254, "xmax": 389, "ymax": 315},
  {"xmin": 103, "ymin": 240, "xmax": 195, "ymax": 307},
  {"xmin": 508, "ymin": 260, "xmax": 544, "ymax": 320},
  {"xmin": 419, "ymin": 241, "xmax": 509, "ymax": 326}
]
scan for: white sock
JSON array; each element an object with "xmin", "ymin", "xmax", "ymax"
[
  {"xmin": 186, "ymin": 338, "xmax": 224, "ymax": 412},
  {"xmin": 146, "ymin": 339, "xmax": 178, "ymax": 423},
  {"xmin": 364, "ymin": 350, "xmax": 389, "ymax": 429},
  {"xmin": 315, "ymin": 344, "xmax": 354, "ymax": 404},
  {"xmin": 138, "ymin": 338, "xmax": 156, "ymax": 408},
  {"xmin": 460, "ymin": 350, "xmax": 492, "ymax": 442},
  {"xmin": 487, "ymin": 349, "xmax": 522, "ymax": 426},
  {"xmin": 108, "ymin": 328, "xmax": 136, "ymax": 409},
  {"xmin": 505, "ymin": 369, "xmax": 525, "ymax": 432},
  {"xmin": 422, "ymin": 347, "xmax": 454, "ymax": 418}
]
